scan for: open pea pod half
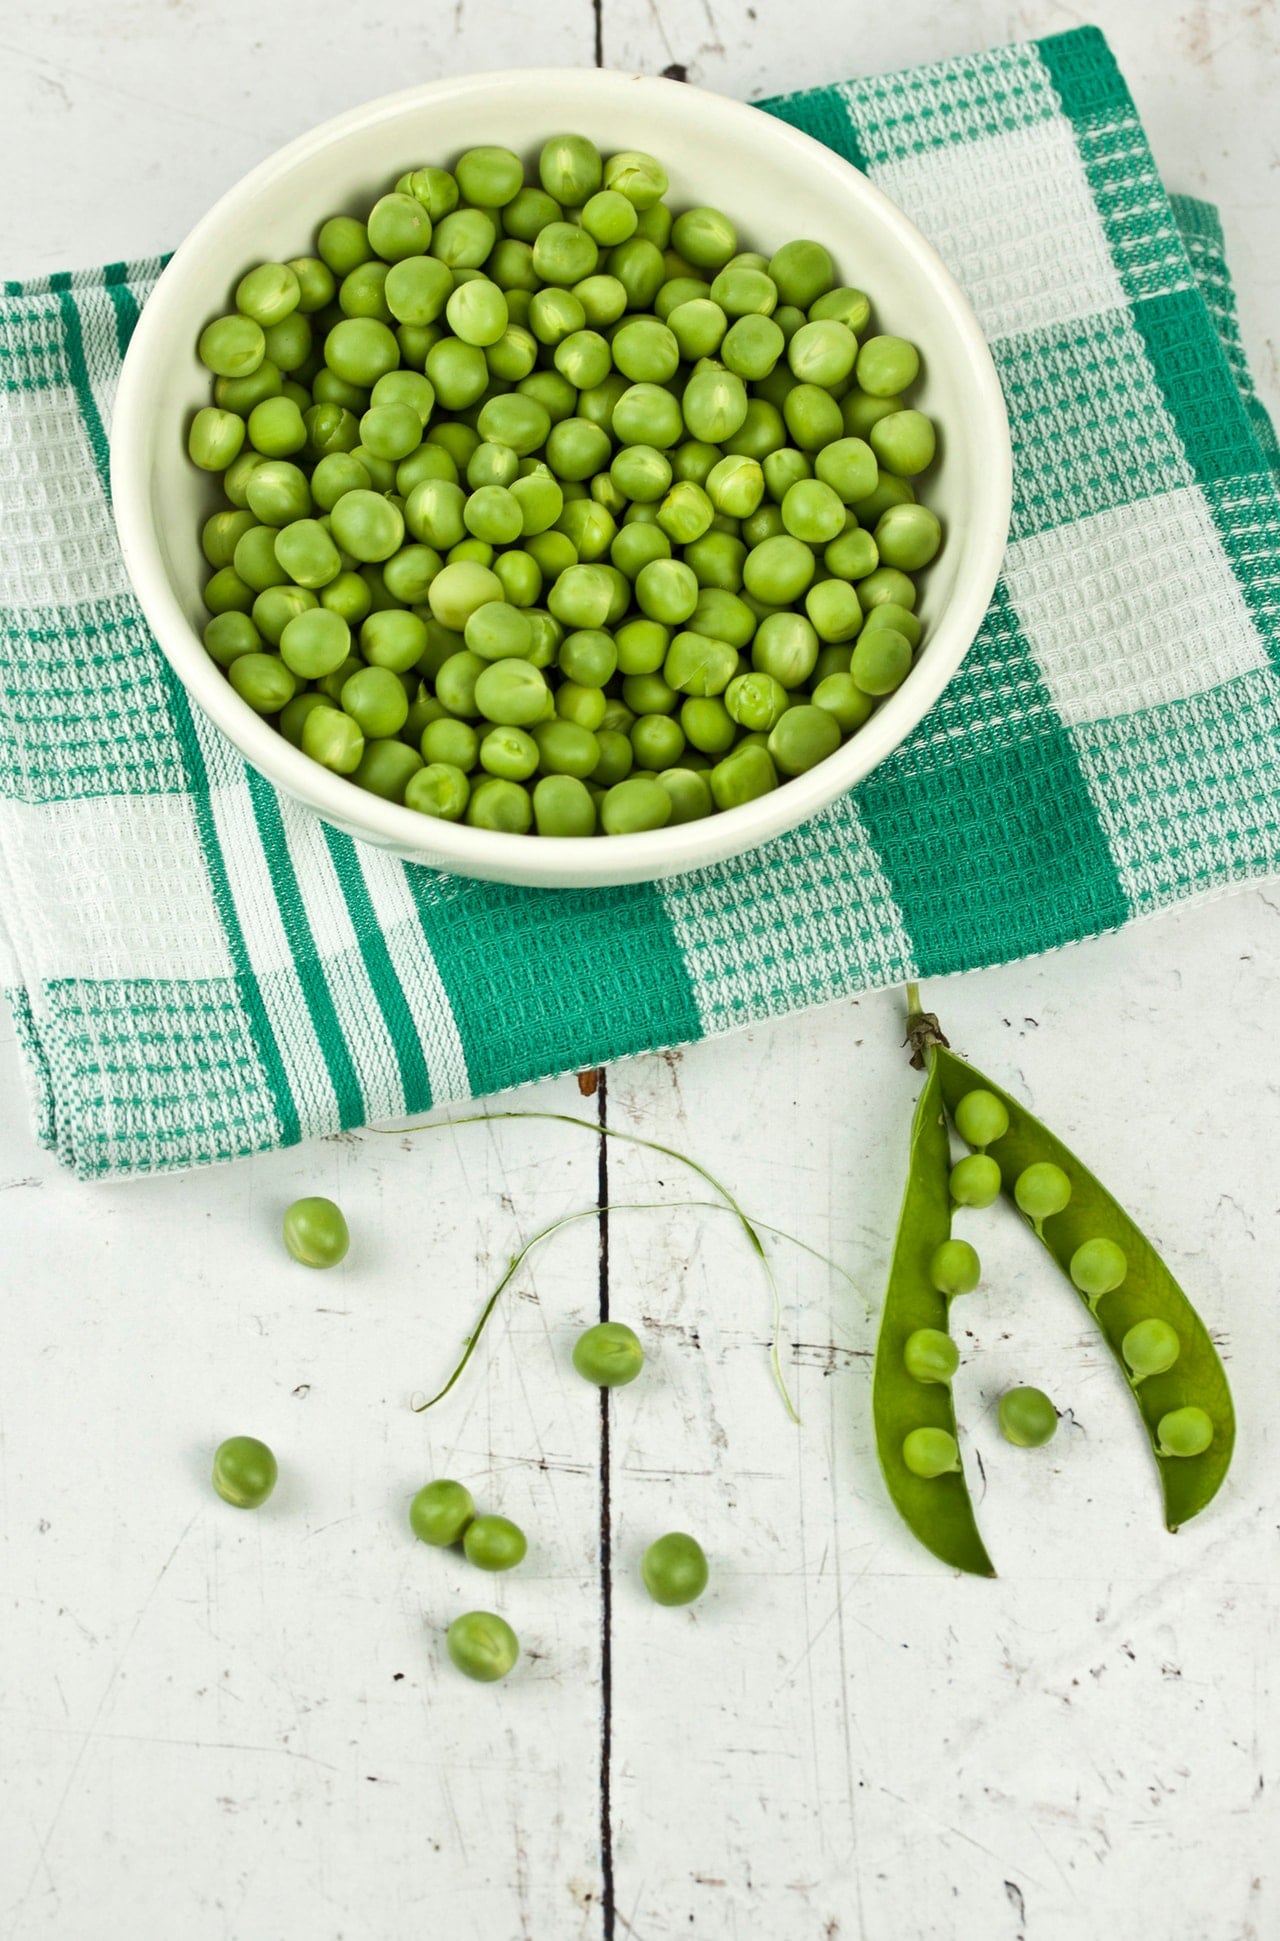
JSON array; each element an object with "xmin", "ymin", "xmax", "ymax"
[
  {"xmin": 936, "ymin": 1046, "xmax": 1235, "ymax": 1532},
  {"xmin": 872, "ymin": 1054, "xmax": 995, "ymax": 1577}
]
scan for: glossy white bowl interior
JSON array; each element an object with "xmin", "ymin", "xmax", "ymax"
[{"xmin": 112, "ymin": 68, "xmax": 1011, "ymax": 889}]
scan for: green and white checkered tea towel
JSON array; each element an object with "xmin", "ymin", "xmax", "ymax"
[{"xmin": 2, "ymin": 26, "xmax": 1278, "ymax": 1179}]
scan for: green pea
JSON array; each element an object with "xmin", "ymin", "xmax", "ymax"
[
  {"xmin": 480, "ymin": 726, "xmax": 539, "ymax": 781},
  {"xmin": 229, "ymin": 652, "xmax": 296, "ymax": 714},
  {"xmin": 474, "ymin": 659, "xmax": 548, "ymax": 727},
  {"xmin": 612, "ymin": 381, "xmax": 685, "ymax": 451},
  {"xmin": 287, "ymin": 256, "xmax": 336, "ymax": 312},
  {"xmin": 708, "ymin": 265, "xmax": 777, "ymax": 319},
  {"xmin": 903, "ymin": 1328, "xmax": 959, "ymax": 1386},
  {"xmin": 1122, "ymin": 1319, "xmax": 1181, "ymax": 1384},
  {"xmin": 416, "ymin": 716, "xmax": 475, "ymax": 769},
  {"xmin": 600, "ymin": 776, "xmax": 672, "ymax": 835},
  {"xmin": 862, "ymin": 601, "xmax": 922, "ymax": 648},
  {"xmin": 682, "ymin": 367, "xmax": 749, "ymax": 444},
  {"xmin": 751, "ymin": 610, "xmax": 818, "ymax": 687},
  {"xmin": 929, "ymin": 1239, "xmax": 980, "ymax": 1299},
  {"xmin": 203, "ymin": 610, "xmax": 260, "ymax": 667},
  {"xmin": 365, "ymin": 191, "xmax": 431, "ymax": 262},
  {"xmin": 810, "ymin": 285, "xmax": 871, "ymax": 332},
  {"xmin": 406, "ymin": 1478, "xmax": 475, "ymax": 1548},
  {"xmin": 246, "ymin": 396, "xmax": 307, "ymax": 458},
  {"xmin": 279, "ymin": 607, "xmax": 351, "ymax": 678},
  {"xmin": 810, "ymin": 672, "xmax": 872, "ymax": 734},
  {"xmin": 780, "ymin": 479, "xmax": 846, "ymax": 545},
  {"xmin": 902, "ymin": 1427, "xmax": 960, "ymax": 1479},
  {"xmin": 678, "ymin": 697, "xmax": 734, "ymax": 756},
  {"xmin": 450, "ymin": 143, "xmax": 521, "ymax": 209},
  {"xmin": 667, "ymin": 298, "xmax": 727, "ymax": 361},
  {"xmin": 824, "ymin": 527, "xmax": 880, "ymax": 582},
  {"xmin": 319, "ymin": 575, "xmax": 372, "ymax": 627},
  {"xmin": 279, "ymin": 691, "xmax": 333, "ymax": 747},
  {"xmin": 768, "ymin": 239, "xmax": 835, "ymax": 309},
  {"xmin": 1156, "ymin": 1407, "xmax": 1214, "ymax": 1458},
  {"xmin": 954, "ymin": 1089, "xmax": 1009, "ymax": 1150},
  {"xmin": 708, "ymin": 740, "xmax": 778, "ymax": 810},
  {"xmin": 447, "ymin": 1610, "xmax": 520, "ymax": 1683},
  {"xmin": 603, "ymin": 149, "xmax": 668, "ymax": 209},
  {"xmin": 302, "ymin": 705, "xmax": 364, "ymax": 775},
  {"xmin": 532, "ymin": 220, "xmax": 599, "ymax": 287},
  {"xmin": 339, "ymin": 260, "xmax": 393, "ymax": 322},
  {"xmin": 557, "ymin": 682, "xmax": 608, "ymax": 731},
  {"xmin": 1069, "ymin": 1239, "xmax": 1128, "ymax": 1307},
  {"xmin": 330, "ymin": 488, "xmax": 404, "ymax": 563},
  {"xmin": 684, "ymin": 531, "xmax": 747, "ymax": 592},
  {"xmin": 811, "ymin": 435, "xmax": 878, "ymax": 505},
  {"xmin": 572, "ymin": 1320, "xmax": 644, "ymax": 1386},
  {"xmin": 426, "ymin": 337, "xmax": 490, "ymax": 409},
  {"xmin": 590, "ymin": 729, "xmax": 634, "ymax": 787},
  {"xmin": 215, "ymin": 358, "xmax": 283, "ymax": 416},
  {"xmin": 202, "ymin": 509, "xmax": 259, "ymax": 570},
  {"xmin": 691, "ymin": 589, "xmax": 755, "ymax": 649},
  {"xmin": 869, "ymin": 408, "xmax": 936, "ymax": 478},
  {"xmin": 783, "ymin": 382, "xmax": 843, "ymax": 453},
  {"xmin": 743, "ymin": 535, "xmax": 815, "ymax": 605},
  {"xmin": 325, "ymin": 316, "xmax": 400, "ymax": 386},
  {"xmin": 633, "ymin": 557, "xmax": 699, "ymax": 626},
  {"xmin": 850, "ymin": 628, "xmax": 911, "ymax": 697},
  {"xmin": 198, "ymin": 313, "xmax": 266, "ymax": 378},
  {"xmin": 1014, "ymin": 1163, "xmax": 1072, "ymax": 1226},
  {"xmin": 529, "ymin": 773, "xmax": 594, "ymax": 835},
  {"xmin": 668, "ymin": 206, "xmax": 734, "ymax": 272},
  {"xmin": 405, "ymin": 762, "xmax": 471, "ymax": 821},
  {"xmin": 787, "ymin": 319, "xmax": 856, "ymax": 387},
  {"xmin": 875, "ymin": 503, "xmax": 942, "ymax": 572},
  {"xmin": 274, "ymin": 518, "xmax": 342, "ymax": 589},
  {"xmin": 719, "ymin": 313, "xmax": 784, "ymax": 382},
  {"xmin": 353, "ymin": 737, "xmax": 422, "ymax": 803},
  {"xmin": 318, "ymin": 216, "xmax": 374, "ymax": 277},
  {"xmin": 429, "ymin": 560, "xmax": 504, "ymax": 631},
  {"xmin": 856, "ymin": 334, "xmax": 920, "ymax": 397},
  {"xmin": 342, "ymin": 665, "xmax": 410, "ymax": 738},
  {"xmin": 949, "ymin": 1154, "xmax": 1001, "ymax": 1209},
  {"xmin": 641, "ymin": 1531, "xmax": 708, "ymax": 1606},
  {"xmin": 539, "ymin": 133, "xmax": 603, "ymax": 205},
  {"xmin": 997, "ymin": 1386, "xmax": 1058, "ymax": 1448},
  {"xmin": 212, "ymin": 1436, "xmax": 278, "ymax": 1508},
  {"xmin": 612, "ymin": 316, "xmax": 681, "ymax": 383},
  {"xmin": 724, "ymin": 670, "xmax": 788, "ymax": 732},
  {"xmin": 466, "ymin": 777, "xmax": 532, "ymax": 831},
  {"xmin": 767, "ymin": 703, "xmax": 841, "ymax": 777},
  {"xmin": 705, "ymin": 453, "xmax": 764, "ymax": 519},
  {"xmin": 188, "ymin": 406, "xmax": 246, "ymax": 471},
  {"xmin": 805, "ymin": 580, "xmax": 864, "ymax": 645},
  {"xmin": 283, "ymin": 1194, "xmax": 350, "ymax": 1267},
  {"xmin": 205, "ymin": 567, "xmax": 256, "ymax": 620}
]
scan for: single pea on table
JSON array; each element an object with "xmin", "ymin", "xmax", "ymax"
[{"xmin": 190, "ymin": 131, "xmax": 946, "ymax": 837}]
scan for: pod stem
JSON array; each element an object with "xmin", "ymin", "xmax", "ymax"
[{"xmin": 903, "ymin": 981, "xmax": 950, "ymax": 1071}]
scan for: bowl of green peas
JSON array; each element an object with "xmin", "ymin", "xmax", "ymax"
[{"xmin": 112, "ymin": 69, "xmax": 1011, "ymax": 886}]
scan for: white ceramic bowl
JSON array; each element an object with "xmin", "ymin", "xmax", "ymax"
[{"xmin": 112, "ymin": 68, "xmax": 1010, "ymax": 889}]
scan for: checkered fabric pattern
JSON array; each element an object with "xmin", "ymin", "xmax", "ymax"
[{"xmin": 2, "ymin": 27, "xmax": 1277, "ymax": 1177}]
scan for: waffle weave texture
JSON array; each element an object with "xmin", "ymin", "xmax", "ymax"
[{"xmin": 2, "ymin": 26, "xmax": 1278, "ymax": 1177}]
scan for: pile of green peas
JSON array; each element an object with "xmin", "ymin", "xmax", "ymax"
[
  {"xmin": 189, "ymin": 133, "xmax": 943, "ymax": 837},
  {"xmin": 900, "ymin": 1086, "xmax": 1217, "ymax": 1478}
]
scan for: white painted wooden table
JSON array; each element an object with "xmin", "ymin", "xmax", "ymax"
[{"xmin": 3, "ymin": 4, "xmax": 1279, "ymax": 1936}]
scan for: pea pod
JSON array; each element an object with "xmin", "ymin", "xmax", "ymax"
[
  {"xmin": 872, "ymin": 1052, "xmax": 994, "ymax": 1577},
  {"xmin": 936, "ymin": 1046, "xmax": 1234, "ymax": 1531}
]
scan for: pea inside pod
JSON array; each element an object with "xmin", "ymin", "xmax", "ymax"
[
  {"xmin": 935, "ymin": 1046, "xmax": 1234, "ymax": 1533},
  {"xmin": 871, "ymin": 1053, "xmax": 994, "ymax": 1577}
]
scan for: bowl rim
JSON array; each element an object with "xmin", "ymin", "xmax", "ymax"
[{"xmin": 111, "ymin": 65, "xmax": 1012, "ymax": 888}]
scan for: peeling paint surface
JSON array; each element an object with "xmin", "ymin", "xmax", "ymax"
[{"xmin": 3, "ymin": 3, "xmax": 1280, "ymax": 1936}]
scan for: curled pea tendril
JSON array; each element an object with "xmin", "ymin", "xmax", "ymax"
[{"xmin": 370, "ymin": 1109, "xmax": 864, "ymax": 1422}]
